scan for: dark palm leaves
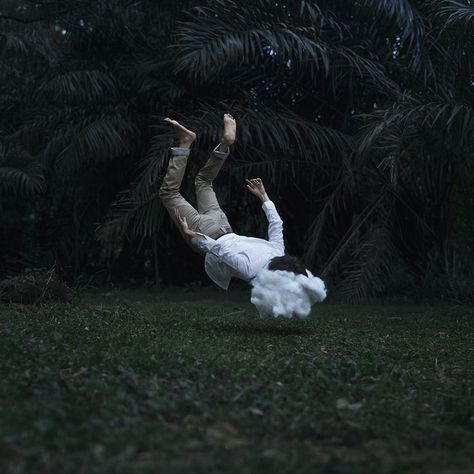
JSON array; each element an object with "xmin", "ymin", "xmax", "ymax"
[
  {"xmin": 353, "ymin": 0, "xmax": 424, "ymax": 45},
  {"xmin": 437, "ymin": 0, "xmax": 474, "ymax": 33},
  {"xmin": 337, "ymin": 220, "xmax": 398, "ymax": 302},
  {"xmin": 189, "ymin": 102, "xmax": 352, "ymax": 163},
  {"xmin": 173, "ymin": 1, "xmax": 398, "ymax": 94},
  {"xmin": 0, "ymin": 33, "xmax": 29, "ymax": 56},
  {"xmin": 1, "ymin": 0, "xmax": 473, "ymax": 297},
  {"xmin": 38, "ymin": 70, "xmax": 119, "ymax": 103},
  {"xmin": 53, "ymin": 115, "xmax": 139, "ymax": 169},
  {"xmin": 358, "ymin": 98, "xmax": 474, "ymax": 157},
  {"xmin": 0, "ymin": 145, "xmax": 45, "ymax": 197},
  {"xmin": 0, "ymin": 167, "xmax": 45, "ymax": 197},
  {"xmin": 96, "ymin": 128, "xmax": 174, "ymax": 243}
]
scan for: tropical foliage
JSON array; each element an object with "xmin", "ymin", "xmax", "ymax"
[{"xmin": 1, "ymin": 0, "xmax": 473, "ymax": 300}]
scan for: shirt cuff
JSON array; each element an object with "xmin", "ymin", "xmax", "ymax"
[
  {"xmin": 211, "ymin": 144, "xmax": 229, "ymax": 160},
  {"xmin": 170, "ymin": 147, "xmax": 191, "ymax": 157},
  {"xmin": 191, "ymin": 233, "xmax": 217, "ymax": 252},
  {"xmin": 262, "ymin": 200, "xmax": 275, "ymax": 211}
]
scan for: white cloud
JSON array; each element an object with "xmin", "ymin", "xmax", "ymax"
[{"xmin": 250, "ymin": 269, "xmax": 327, "ymax": 319}]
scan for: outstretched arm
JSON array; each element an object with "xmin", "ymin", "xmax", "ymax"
[
  {"xmin": 246, "ymin": 178, "xmax": 284, "ymax": 251},
  {"xmin": 246, "ymin": 178, "xmax": 269, "ymax": 203}
]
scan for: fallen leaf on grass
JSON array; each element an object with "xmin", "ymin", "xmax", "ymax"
[
  {"xmin": 206, "ymin": 422, "xmax": 250, "ymax": 447},
  {"xmin": 336, "ymin": 398, "xmax": 363, "ymax": 411}
]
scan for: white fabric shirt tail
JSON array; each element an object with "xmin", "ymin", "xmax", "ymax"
[{"xmin": 192, "ymin": 201, "xmax": 285, "ymax": 290}]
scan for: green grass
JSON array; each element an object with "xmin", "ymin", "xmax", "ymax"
[{"xmin": 1, "ymin": 289, "xmax": 473, "ymax": 473}]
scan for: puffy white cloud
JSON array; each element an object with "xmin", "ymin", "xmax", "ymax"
[{"xmin": 250, "ymin": 269, "xmax": 327, "ymax": 319}]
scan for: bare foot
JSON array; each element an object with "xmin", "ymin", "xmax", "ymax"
[
  {"xmin": 221, "ymin": 113, "xmax": 236, "ymax": 147},
  {"xmin": 164, "ymin": 118, "xmax": 196, "ymax": 147}
]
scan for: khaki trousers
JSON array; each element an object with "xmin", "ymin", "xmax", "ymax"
[{"xmin": 159, "ymin": 148, "xmax": 233, "ymax": 254}]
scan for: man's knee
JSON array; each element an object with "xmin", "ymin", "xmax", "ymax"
[
  {"xmin": 158, "ymin": 184, "xmax": 175, "ymax": 204},
  {"xmin": 194, "ymin": 173, "xmax": 203, "ymax": 187},
  {"xmin": 194, "ymin": 173, "xmax": 210, "ymax": 188},
  {"xmin": 158, "ymin": 184, "xmax": 167, "ymax": 201}
]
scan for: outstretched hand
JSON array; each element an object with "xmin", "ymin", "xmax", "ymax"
[
  {"xmin": 173, "ymin": 208, "xmax": 206, "ymax": 241},
  {"xmin": 246, "ymin": 178, "xmax": 269, "ymax": 202}
]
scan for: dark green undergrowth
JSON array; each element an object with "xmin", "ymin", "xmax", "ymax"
[{"xmin": 1, "ymin": 289, "xmax": 473, "ymax": 474}]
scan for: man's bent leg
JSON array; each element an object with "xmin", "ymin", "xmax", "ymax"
[
  {"xmin": 194, "ymin": 113, "xmax": 236, "ymax": 234},
  {"xmin": 194, "ymin": 145, "xmax": 233, "ymax": 234},
  {"xmin": 195, "ymin": 144, "xmax": 228, "ymax": 214},
  {"xmin": 159, "ymin": 148, "xmax": 202, "ymax": 248}
]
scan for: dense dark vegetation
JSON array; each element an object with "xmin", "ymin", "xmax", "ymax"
[{"xmin": 1, "ymin": 0, "xmax": 473, "ymax": 301}]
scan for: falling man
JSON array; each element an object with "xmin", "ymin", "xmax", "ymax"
[{"xmin": 158, "ymin": 114, "xmax": 326, "ymax": 319}]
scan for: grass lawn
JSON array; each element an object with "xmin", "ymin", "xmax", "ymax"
[{"xmin": 1, "ymin": 289, "xmax": 473, "ymax": 473}]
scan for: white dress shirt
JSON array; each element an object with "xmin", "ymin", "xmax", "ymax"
[{"xmin": 191, "ymin": 201, "xmax": 285, "ymax": 290}]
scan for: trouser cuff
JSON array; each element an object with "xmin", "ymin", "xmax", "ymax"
[
  {"xmin": 170, "ymin": 147, "xmax": 191, "ymax": 157},
  {"xmin": 211, "ymin": 143, "xmax": 229, "ymax": 160}
]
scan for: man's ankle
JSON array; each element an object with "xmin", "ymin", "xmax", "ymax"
[
  {"xmin": 217, "ymin": 142, "xmax": 230, "ymax": 153},
  {"xmin": 212, "ymin": 143, "xmax": 230, "ymax": 160}
]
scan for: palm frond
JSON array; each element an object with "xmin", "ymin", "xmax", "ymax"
[
  {"xmin": 0, "ymin": 33, "xmax": 29, "ymax": 57},
  {"xmin": 96, "ymin": 125, "xmax": 174, "ymax": 244},
  {"xmin": 0, "ymin": 167, "xmax": 45, "ymax": 197},
  {"xmin": 303, "ymin": 172, "xmax": 354, "ymax": 267},
  {"xmin": 0, "ymin": 28, "xmax": 58, "ymax": 67},
  {"xmin": 38, "ymin": 70, "xmax": 119, "ymax": 103},
  {"xmin": 357, "ymin": 98, "xmax": 474, "ymax": 157},
  {"xmin": 131, "ymin": 126, "xmax": 176, "ymax": 198},
  {"xmin": 320, "ymin": 190, "xmax": 387, "ymax": 280},
  {"xmin": 338, "ymin": 219, "xmax": 398, "ymax": 302},
  {"xmin": 437, "ymin": 0, "xmax": 474, "ymax": 33},
  {"xmin": 353, "ymin": 0, "xmax": 425, "ymax": 46},
  {"xmin": 187, "ymin": 101, "xmax": 353, "ymax": 165},
  {"xmin": 51, "ymin": 115, "xmax": 139, "ymax": 169},
  {"xmin": 0, "ymin": 143, "xmax": 45, "ymax": 197},
  {"xmin": 332, "ymin": 45, "xmax": 401, "ymax": 96},
  {"xmin": 96, "ymin": 189, "xmax": 165, "ymax": 247},
  {"xmin": 173, "ymin": 1, "xmax": 397, "ymax": 94}
]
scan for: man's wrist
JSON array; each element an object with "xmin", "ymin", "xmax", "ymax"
[
  {"xmin": 260, "ymin": 193, "xmax": 270, "ymax": 203},
  {"xmin": 188, "ymin": 230, "xmax": 206, "ymax": 241}
]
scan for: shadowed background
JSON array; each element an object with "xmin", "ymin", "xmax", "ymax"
[{"xmin": 0, "ymin": 0, "xmax": 473, "ymax": 302}]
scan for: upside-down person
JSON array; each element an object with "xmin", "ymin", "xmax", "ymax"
[{"xmin": 158, "ymin": 114, "xmax": 326, "ymax": 319}]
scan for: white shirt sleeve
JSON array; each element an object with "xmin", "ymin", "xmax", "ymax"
[
  {"xmin": 191, "ymin": 234, "xmax": 217, "ymax": 253},
  {"xmin": 262, "ymin": 201, "xmax": 284, "ymax": 251}
]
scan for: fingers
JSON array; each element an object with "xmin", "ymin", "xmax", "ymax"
[
  {"xmin": 173, "ymin": 208, "xmax": 187, "ymax": 225},
  {"xmin": 245, "ymin": 178, "xmax": 263, "ymax": 187},
  {"xmin": 245, "ymin": 180, "xmax": 257, "ymax": 192},
  {"xmin": 245, "ymin": 178, "xmax": 265, "ymax": 198}
]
